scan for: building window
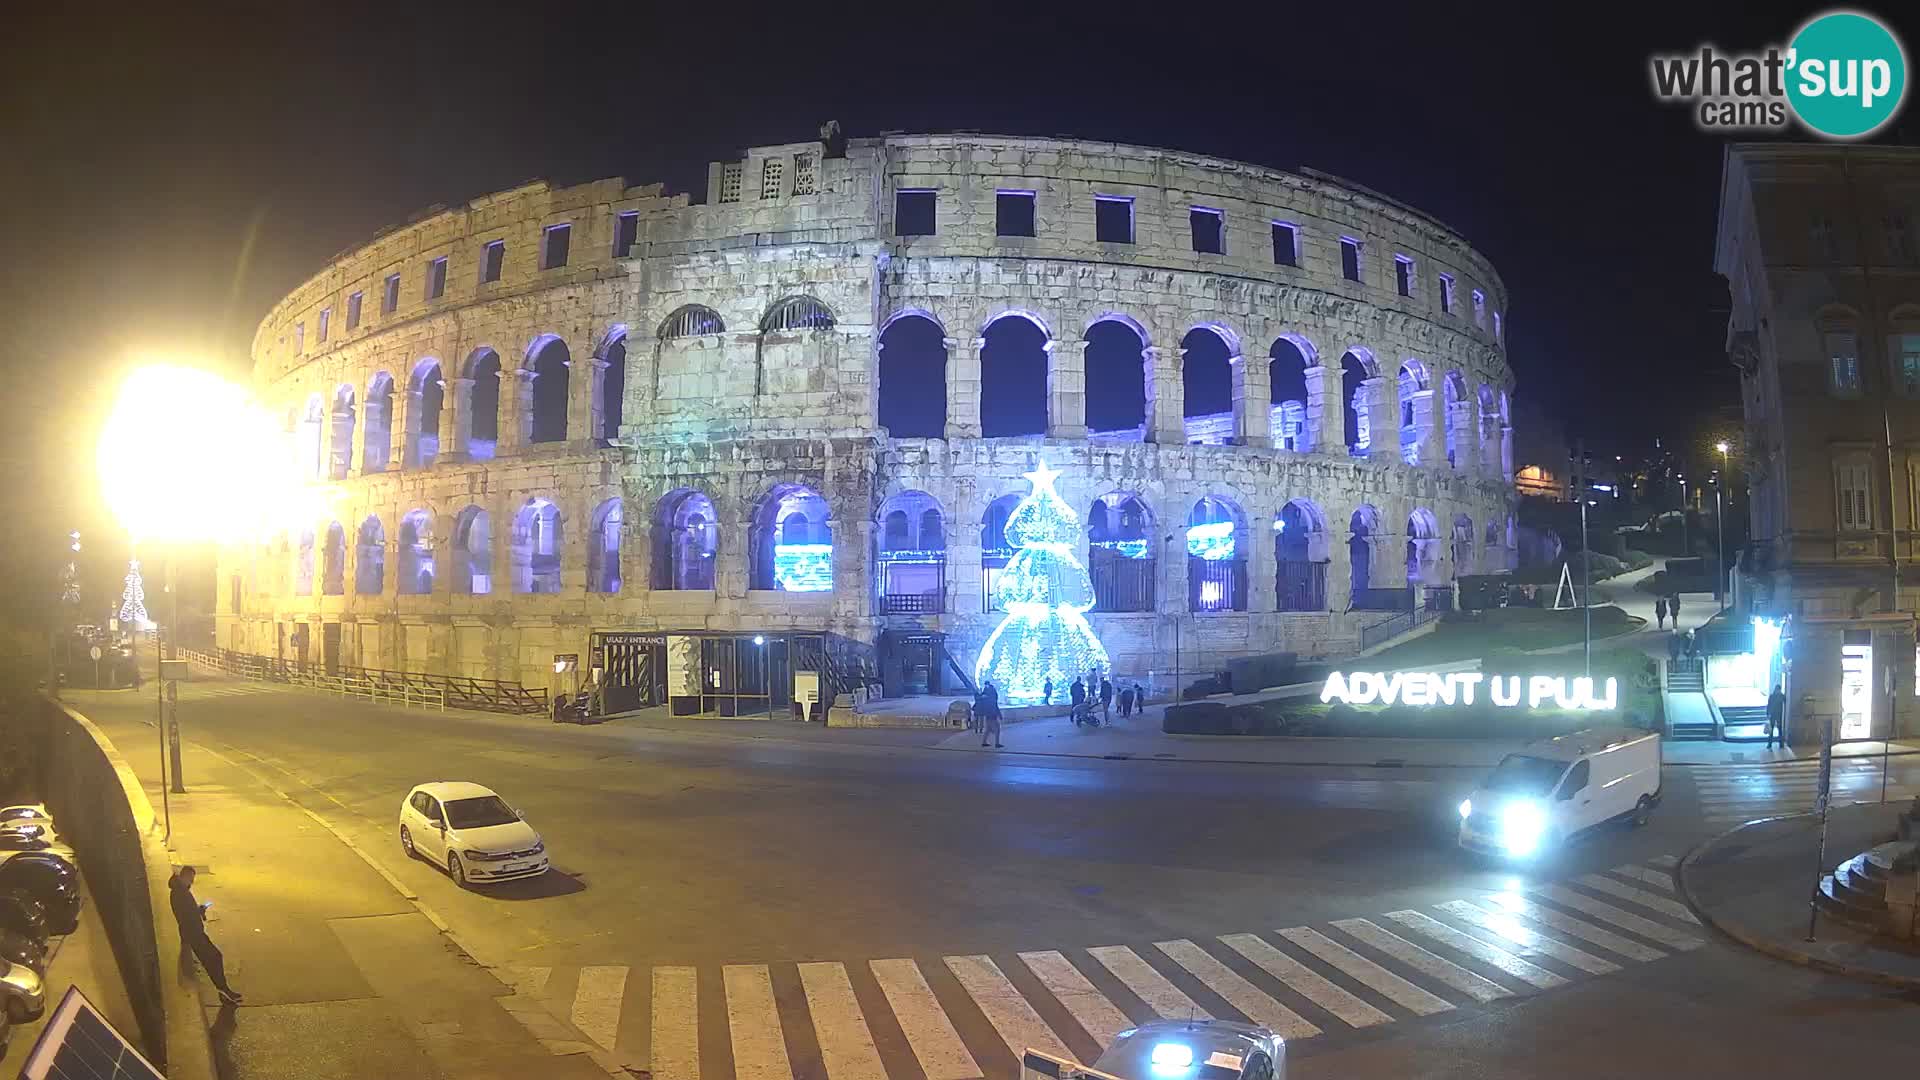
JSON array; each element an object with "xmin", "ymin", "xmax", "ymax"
[
  {"xmin": 294, "ymin": 322, "xmax": 305, "ymax": 354},
  {"xmin": 1828, "ymin": 332, "xmax": 1861, "ymax": 395},
  {"xmin": 540, "ymin": 224, "xmax": 570, "ymax": 270},
  {"xmin": 1340, "ymin": 237, "xmax": 1362, "ymax": 282},
  {"xmin": 1190, "ymin": 207, "xmax": 1224, "ymax": 254},
  {"xmin": 383, "ymin": 273, "xmax": 401, "ymax": 315},
  {"xmin": 1838, "ymin": 460, "xmax": 1873, "ymax": 531},
  {"xmin": 760, "ymin": 159, "xmax": 784, "ymax": 200},
  {"xmin": 1895, "ymin": 332, "xmax": 1920, "ymax": 396},
  {"xmin": 1095, "ymin": 195, "xmax": 1134, "ymax": 244},
  {"xmin": 346, "ymin": 291, "xmax": 363, "ymax": 331},
  {"xmin": 1438, "ymin": 273, "xmax": 1455, "ymax": 313},
  {"xmin": 613, "ymin": 211, "xmax": 639, "ymax": 258},
  {"xmin": 719, "ymin": 162, "xmax": 743, "ymax": 203},
  {"xmin": 895, "ymin": 190, "xmax": 936, "ymax": 236},
  {"xmin": 1810, "ymin": 213, "xmax": 1836, "ymax": 261},
  {"xmin": 1472, "ymin": 289, "xmax": 1486, "ymax": 327},
  {"xmin": 480, "ymin": 239, "xmax": 505, "ymax": 283},
  {"xmin": 1494, "ymin": 311, "xmax": 1504, "ymax": 344},
  {"xmin": 317, "ymin": 307, "xmax": 331, "ymax": 344},
  {"xmin": 996, "ymin": 191, "xmax": 1036, "ymax": 237},
  {"xmin": 425, "ymin": 257, "xmax": 447, "ymax": 300},
  {"xmin": 1393, "ymin": 255, "xmax": 1414, "ymax": 297},
  {"xmin": 792, "ymin": 153, "xmax": 816, "ymax": 196},
  {"xmin": 1272, "ymin": 222, "xmax": 1298, "ymax": 266},
  {"xmin": 1889, "ymin": 215, "xmax": 1915, "ymax": 262}
]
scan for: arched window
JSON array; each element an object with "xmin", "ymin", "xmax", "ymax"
[
  {"xmin": 877, "ymin": 490, "xmax": 945, "ymax": 614},
  {"xmin": 1348, "ymin": 506, "xmax": 1379, "ymax": 602},
  {"xmin": 362, "ymin": 373, "xmax": 394, "ymax": 473},
  {"xmin": 321, "ymin": 522, "xmax": 346, "ymax": 595},
  {"xmin": 1406, "ymin": 509, "xmax": 1440, "ymax": 585},
  {"xmin": 1484, "ymin": 519, "xmax": 1503, "ymax": 573},
  {"xmin": 295, "ymin": 529, "xmax": 315, "ymax": 594},
  {"xmin": 1088, "ymin": 492, "xmax": 1155, "ymax": 612},
  {"xmin": 1341, "ymin": 350, "xmax": 1375, "ymax": 456},
  {"xmin": 1451, "ymin": 514, "xmax": 1475, "ymax": 579},
  {"xmin": 980, "ymin": 312, "xmax": 1049, "ymax": 438},
  {"xmin": 1275, "ymin": 499, "xmax": 1329, "ymax": 612},
  {"xmin": 513, "ymin": 498, "xmax": 563, "ymax": 593},
  {"xmin": 1182, "ymin": 326, "xmax": 1236, "ymax": 445},
  {"xmin": 588, "ymin": 498, "xmax": 623, "ymax": 593},
  {"xmin": 300, "ymin": 394, "xmax": 325, "ymax": 478},
  {"xmin": 652, "ymin": 489, "xmax": 718, "ymax": 591},
  {"xmin": 980, "ymin": 492, "xmax": 1024, "ymax": 612},
  {"xmin": 408, "ymin": 360, "xmax": 444, "ymax": 469},
  {"xmin": 465, "ymin": 349, "xmax": 501, "ymax": 461},
  {"xmin": 1479, "ymin": 385, "xmax": 1503, "ymax": 474},
  {"xmin": 1396, "ymin": 361, "xmax": 1428, "ymax": 465},
  {"xmin": 356, "ymin": 516, "xmax": 386, "ymax": 595},
  {"xmin": 1187, "ymin": 496, "xmax": 1248, "ymax": 612},
  {"xmin": 761, "ymin": 296, "xmax": 835, "ymax": 333},
  {"xmin": 752, "ymin": 485, "xmax": 832, "ymax": 591},
  {"xmin": 877, "ymin": 313, "xmax": 947, "ymax": 438},
  {"xmin": 453, "ymin": 506, "xmax": 491, "ymax": 594},
  {"xmin": 327, "ymin": 385, "xmax": 356, "ymax": 480},
  {"xmin": 1268, "ymin": 336, "xmax": 1313, "ymax": 452},
  {"xmin": 599, "ymin": 331, "xmax": 627, "ymax": 442},
  {"xmin": 1443, "ymin": 372, "xmax": 1467, "ymax": 469},
  {"xmin": 529, "ymin": 337, "xmax": 570, "ymax": 443},
  {"xmin": 659, "ymin": 304, "xmax": 725, "ymax": 339},
  {"xmin": 398, "ymin": 510, "xmax": 434, "ymax": 594},
  {"xmin": 1085, "ymin": 316, "xmax": 1149, "ymax": 438}
]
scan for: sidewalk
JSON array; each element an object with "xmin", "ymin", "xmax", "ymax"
[
  {"xmin": 1678, "ymin": 801, "xmax": 1920, "ymax": 986},
  {"xmin": 70, "ymin": 696, "xmax": 611, "ymax": 1080},
  {"xmin": 7, "ymin": 868, "xmax": 141, "ymax": 1060}
]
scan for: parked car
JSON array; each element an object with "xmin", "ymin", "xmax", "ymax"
[
  {"xmin": 0, "ymin": 826, "xmax": 73, "ymax": 865},
  {"xmin": 0, "ymin": 893, "xmax": 45, "ymax": 945},
  {"xmin": 397, "ymin": 782, "xmax": 548, "ymax": 887},
  {"xmin": 0, "ymin": 807, "xmax": 52, "ymax": 831},
  {"xmin": 1459, "ymin": 725, "xmax": 1663, "ymax": 860},
  {"xmin": 0, "ymin": 960, "xmax": 43, "ymax": 1023},
  {"xmin": 0, "ymin": 931, "xmax": 45, "ymax": 977},
  {"xmin": 0, "ymin": 856, "xmax": 79, "ymax": 935}
]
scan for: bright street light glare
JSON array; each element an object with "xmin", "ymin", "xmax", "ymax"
[{"xmin": 1715, "ymin": 441, "xmax": 1730, "ymax": 454}]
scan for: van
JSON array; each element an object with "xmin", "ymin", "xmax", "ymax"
[{"xmin": 1458, "ymin": 726, "xmax": 1661, "ymax": 858}]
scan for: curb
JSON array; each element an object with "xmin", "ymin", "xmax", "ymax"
[{"xmin": 1675, "ymin": 812, "xmax": 1920, "ymax": 991}]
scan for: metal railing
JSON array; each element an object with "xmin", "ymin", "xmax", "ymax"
[
  {"xmin": 177, "ymin": 648, "xmax": 548, "ymax": 714},
  {"xmin": 1357, "ymin": 606, "xmax": 1442, "ymax": 651}
]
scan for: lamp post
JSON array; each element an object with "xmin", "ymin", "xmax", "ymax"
[{"xmin": 1715, "ymin": 441, "xmax": 1730, "ymax": 615}]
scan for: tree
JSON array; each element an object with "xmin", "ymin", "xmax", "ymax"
[
  {"xmin": 118, "ymin": 559, "xmax": 148, "ymax": 630},
  {"xmin": 973, "ymin": 462, "xmax": 1111, "ymax": 705}
]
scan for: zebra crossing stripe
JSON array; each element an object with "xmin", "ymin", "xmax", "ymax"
[
  {"xmin": 869, "ymin": 959, "xmax": 981, "ymax": 1080},
  {"xmin": 1610, "ymin": 865, "xmax": 1676, "ymax": 892},
  {"xmin": 1382, "ymin": 911, "xmax": 1566, "ymax": 989},
  {"xmin": 1531, "ymin": 885, "xmax": 1704, "ymax": 950},
  {"xmin": 1572, "ymin": 874, "xmax": 1701, "ymax": 923},
  {"xmin": 798, "ymin": 962, "xmax": 887, "ymax": 1080},
  {"xmin": 507, "ymin": 964, "xmax": 551, "ymax": 996},
  {"xmin": 1647, "ymin": 854, "xmax": 1678, "ymax": 869},
  {"xmin": 1154, "ymin": 939, "xmax": 1320, "ymax": 1040},
  {"xmin": 1017, "ymin": 951, "xmax": 1133, "ymax": 1049},
  {"xmin": 1276, "ymin": 927, "xmax": 1453, "ymax": 1017},
  {"xmin": 723, "ymin": 965, "xmax": 794, "ymax": 1080},
  {"xmin": 1433, "ymin": 901, "xmax": 1619, "ymax": 976},
  {"xmin": 1329, "ymin": 918, "xmax": 1510, "ymax": 1003},
  {"xmin": 652, "ymin": 966, "xmax": 700, "ymax": 1080},
  {"xmin": 1087, "ymin": 945, "xmax": 1211, "ymax": 1022},
  {"xmin": 1475, "ymin": 895, "xmax": 1667, "ymax": 963},
  {"xmin": 571, "ymin": 965, "xmax": 627, "ymax": 1053},
  {"xmin": 1217, "ymin": 934, "xmax": 1393, "ymax": 1028},
  {"xmin": 945, "ymin": 955, "xmax": 1073, "ymax": 1062}
]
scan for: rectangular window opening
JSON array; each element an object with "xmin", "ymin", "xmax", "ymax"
[
  {"xmin": 1439, "ymin": 273, "xmax": 1455, "ymax": 314},
  {"xmin": 346, "ymin": 291, "xmax": 363, "ymax": 331},
  {"xmin": 613, "ymin": 211, "xmax": 639, "ymax": 258},
  {"xmin": 719, "ymin": 163, "xmax": 743, "ymax": 204},
  {"xmin": 541, "ymin": 224, "xmax": 571, "ymax": 270},
  {"xmin": 1393, "ymin": 255, "xmax": 1414, "ymax": 297},
  {"xmin": 294, "ymin": 322, "xmax": 305, "ymax": 354},
  {"xmin": 317, "ymin": 307, "xmax": 331, "ymax": 343},
  {"xmin": 1894, "ymin": 332, "xmax": 1920, "ymax": 397},
  {"xmin": 792, "ymin": 153, "xmax": 816, "ymax": 196},
  {"xmin": 894, "ymin": 190, "xmax": 936, "ymax": 236},
  {"xmin": 760, "ymin": 159, "xmax": 785, "ymax": 200},
  {"xmin": 1095, "ymin": 195, "xmax": 1134, "ymax": 244},
  {"xmin": 996, "ymin": 191, "xmax": 1036, "ymax": 237},
  {"xmin": 481, "ymin": 239, "xmax": 505, "ymax": 284},
  {"xmin": 383, "ymin": 273, "xmax": 401, "ymax": 315},
  {"xmin": 425, "ymin": 257, "xmax": 447, "ymax": 300},
  {"xmin": 1190, "ymin": 207, "xmax": 1224, "ymax": 255},
  {"xmin": 1827, "ymin": 332, "xmax": 1861, "ymax": 395},
  {"xmin": 1340, "ymin": 237, "xmax": 1363, "ymax": 282},
  {"xmin": 1271, "ymin": 222, "xmax": 1298, "ymax": 266},
  {"xmin": 1471, "ymin": 288, "xmax": 1486, "ymax": 327}
]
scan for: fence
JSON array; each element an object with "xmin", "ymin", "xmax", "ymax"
[
  {"xmin": 1357, "ymin": 606, "xmax": 1442, "ymax": 651},
  {"xmin": 176, "ymin": 648, "xmax": 547, "ymax": 714}
]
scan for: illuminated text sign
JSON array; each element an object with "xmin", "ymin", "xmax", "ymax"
[{"xmin": 1321, "ymin": 671, "xmax": 1619, "ymax": 710}]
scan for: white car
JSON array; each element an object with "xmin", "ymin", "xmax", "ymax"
[{"xmin": 398, "ymin": 782, "xmax": 549, "ymax": 887}]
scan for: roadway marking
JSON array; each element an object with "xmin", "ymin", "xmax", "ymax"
[
  {"xmin": 1475, "ymin": 895, "xmax": 1668, "ymax": 962},
  {"xmin": 1573, "ymin": 874, "xmax": 1702, "ymax": 923},
  {"xmin": 507, "ymin": 964, "xmax": 552, "ymax": 996},
  {"xmin": 1647, "ymin": 854, "xmax": 1678, "ymax": 869},
  {"xmin": 869, "ymin": 959, "xmax": 981, "ymax": 1080},
  {"xmin": 1276, "ymin": 927, "xmax": 1453, "ymax": 1016},
  {"xmin": 1531, "ymin": 885, "xmax": 1704, "ymax": 950},
  {"xmin": 1154, "ymin": 939, "xmax": 1320, "ymax": 1040},
  {"xmin": 571, "ymin": 965, "xmax": 628, "ymax": 1052},
  {"xmin": 1434, "ymin": 901, "xmax": 1619, "ymax": 975},
  {"xmin": 1217, "ymin": 934, "xmax": 1393, "ymax": 1028},
  {"xmin": 1087, "ymin": 945, "xmax": 1211, "ymax": 1022},
  {"xmin": 798, "ymin": 962, "xmax": 886, "ymax": 1080},
  {"xmin": 1609, "ymin": 865, "xmax": 1677, "ymax": 891},
  {"xmin": 724, "ymin": 964, "xmax": 794, "ymax": 1080},
  {"xmin": 652, "ymin": 966, "xmax": 700, "ymax": 1080},
  {"xmin": 945, "ymin": 955, "xmax": 1072, "ymax": 1061},
  {"xmin": 1017, "ymin": 951, "xmax": 1133, "ymax": 1049},
  {"xmin": 1383, "ymin": 911, "xmax": 1567, "ymax": 989},
  {"xmin": 1328, "ymin": 919, "xmax": 1510, "ymax": 1003}
]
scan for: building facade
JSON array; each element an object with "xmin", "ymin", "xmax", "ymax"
[
  {"xmin": 217, "ymin": 132, "xmax": 1517, "ymax": 706},
  {"xmin": 1718, "ymin": 142, "xmax": 1920, "ymax": 741}
]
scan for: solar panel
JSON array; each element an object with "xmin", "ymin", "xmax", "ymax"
[{"xmin": 15, "ymin": 986, "xmax": 163, "ymax": 1080}]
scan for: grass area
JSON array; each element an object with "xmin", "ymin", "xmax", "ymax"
[{"xmin": 1366, "ymin": 606, "xmax": 1644, "ymax": 668}]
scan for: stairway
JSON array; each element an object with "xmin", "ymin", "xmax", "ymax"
[
  {"xmin": 1663, "ymin": 690, "xmax": 1718, "ymax": 741},
  {"xmin": 1666, "ymin": 661, "xmax": 1704, "ymax": 692},
  {"xmin": 1816, "ymin": 839, "xmax": 1919, "ymax": 931}
]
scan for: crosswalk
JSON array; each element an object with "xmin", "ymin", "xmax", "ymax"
[
  {"xmin": 175, "ymin": 681, "xmax": 280, "ymax": 700},
  {"xmin": 502, "ymin": 856, "xmax": 1703, "ymax": 1077},
  {"xmin": 1692, "ymin": 759, "xmax": 1919, "ymax": 828}
]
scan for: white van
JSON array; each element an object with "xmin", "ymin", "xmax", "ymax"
[{"xmin": 1458, "ymin": 726, "xmax": 1662, "ymax": 859}]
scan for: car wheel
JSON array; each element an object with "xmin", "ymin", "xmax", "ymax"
[
  {"xmin": 6, "ymin": 994, "xmax": 29, "ymax": 1023},
  {"xmin": 399, "ymin": 826, "xmax": 415, "ymax": 859},
  {"xmin": 448, "ymin": 852, "xmax": 467, "ymax": 887},
  {"xmin": 1632, "ymin": 796, "xmax": 1653, "ymax": 827}
]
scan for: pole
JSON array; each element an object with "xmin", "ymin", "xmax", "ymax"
[
  {"xmin": 166, "ymin": 555, "xmax": 184, "ymax": 794},
  {"xmin": 1808, "ymin": 715, "xmax": 1834, "ymax": 941},
  {"xmin": 156, "ymin": 656, "xmax": 170, "ymax": 840},
  {"xmin": 1578, "ymin": 439, "xmax": 1591, "ymax": 679},
  {"xmin": 1715, "ymin": 484, "xmax": 1725, "ymax": 614}
]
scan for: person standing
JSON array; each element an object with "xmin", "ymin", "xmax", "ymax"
[
  {"xmin": 979, "ymin": 681, "xmax": 1002, "ymax": 748},
  {"xmin": 1654, "ymin": 596, "xmax": 1667, "ymax": 630},
  {"xmin": 1765, "ymin": 682, "xmax": 1787, "ymax": 750},
  {"xmin": 1069, "ymin": 676, "xmax": 1086, "ymax": 711},
  {"xmin": 1118, "ymin": 683, "xmax": 1133, "ymax": 719},
  {"xmin": 1669, "ymin": 593, "xmax": 1682, "ymax": 625},
  {"xmin": 1042, "ymin": 677, "xmax": 1054, "ymax": 705},
  {"xmin": 1100, "ymin": 677, "xmax": 1114, "ymax": 721},
  {"xmin": 170, "ymin": 866, "xmax": 242, "ymax": 1005}
]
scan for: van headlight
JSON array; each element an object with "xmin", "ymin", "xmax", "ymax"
[
  {"xmin": 1458, "ymin": 799, "xmax": 1473, "ymax": 819},
  {"xmin": 1498, "ymin": 800, "xmax": 1548, "ymax": 857},
  {"xmin": 1150, "ymin": 1042, "xmax": 1195, "ymax": 1074}
]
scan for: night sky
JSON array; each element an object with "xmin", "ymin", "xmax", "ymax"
[{"xmin": 3, "ymin": 1, "xmax": 1915, "ymax": 603}]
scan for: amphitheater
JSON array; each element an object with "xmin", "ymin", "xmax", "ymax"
[{"xmin": 216, "ymin": 129, "xmax": 1517, "ymax": 715}]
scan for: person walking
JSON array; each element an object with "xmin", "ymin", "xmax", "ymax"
[
  {"xmin": 170, "ymin": 866, "xmax": 242, "ymax": 1005},
  {"xmin": 1684, "ymin": 628, "xmax": 1698, "ymax": 660},
  {"xmin": 1654, "ymin": 596, "xmax": 1667, "ymax": 630},
  {"xmin": 1765, "ymin": 682, "xmax": 1787, "ymax": 750},
  {"xmin": 979, "ymin": 681, "xmax": 1002, "ymax": 748},
  {"xmin": 1118, "ymin": 683, "xmax": 1133, "ymax": 719},
  {"xmin": 1667, "ymin": 630, "xmax": 1682, "ymax": 665},
  {"xmin": 1100, "ymin": 677, "xmax": 1114, "ymax": 721},
  {"xmin": 1042, "ymin": 677, "xmax": 1054, "ymax": 705},
  {"xmin": 1669, "ymin": 593, "xmax": 1682, "ymax": 626}
]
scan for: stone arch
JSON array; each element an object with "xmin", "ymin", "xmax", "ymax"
[
  {"xmin": 1451, "ymin": 513, "xmax": 1475, "ymax": 580},
  {"xmin": 398, "ymin": 509, "xmax": 434, "ymax": 594},
  {"xmin": 979, "ymin": 310, "xmax": 1051, "ymax": 438},
  {"xmin": 877, "ymin": 312, "xmax": 948, "ymax": 438},
  {"xmin": 1443, "ymin": 371, "xmax": 1468, "ymax": 469},
  {"xmin": 464, "ymin": 348, "xmax": 501, "ymax": 461},
  {"xmin": 295, "ymin": 528, "xmax": 315, "ymax": 594},
  {"xmin": 1275, "ymin": 498, "xmax": 1330, "ymax": 611},
  {"xmin": 1268, "ymin": 335, "xmax": 1315, "ymax": 452},
  {"xmin": 877, "ymin": 489, "xmax": 946, "ymax": 614},
  {"xmin": 1084, "ymin": 313, "xmax": 1149, "ymax": 438},
  {"xmin": 321, "ymin": 521, "xmax": 346, "ymax": 595},
  {"xmin": 750, "ymin": 483, "xmax": 832, "ymax": 592},
  {"xmin": 597, "ymin": 326, "xmax": 628, "ymax": 442},
  {"xmin": 652, "ymin": 488, "xmax": 718, "ymax": 591},
  {"xmin": 587, "ymin": 497, "xmax": 623, "ymax": 593},
  {"xmin": 659, "ymin": 304, "xmax": 726, "ymax": 339},
  {"xmin": 452, "ymin": 506, "xmax": 492, "ymax": 594},
  {"xmin": 1088, "ymin": 491, "xmax": 1156, "ymax": 612},
  {"xmin": 1396, "ymin": 360, "xmax": 1429, "ymax": 465},
  {"xmin": 527, "ymin": 335, "xmax": 570, "ymax": 444},
  {"xmin": 407, "ymin": 358, "xmax": 444, "ymax": 469},
  {"xmin": 761, "ymin": 295, "xmax": 836, "ymax": 332},
  {"xmin": 979, "ymin": 491, "xmax": 1025, "ymax": 612},
  {"xmin": 512, "ymin": 497, "xmax": 563, "ymax": 594},
  {"xmin": 1187, "ymin": 495, "xmax": 1249, "ymax": 612},
  {"xmin": 1348, "ymin": 505, "xmax": 1380, "ymax": 599},
  {"xmin": 1340, "ymin": 348, "xmax": 1378, "ymax": 456},
  {"xmin": 1182, "ymin": 325, "xmax": 1237, "ymax": 445},
  {"xmin": 1478, "ymin": 384, "xmax": 1501, "ymax": 472},
  {"xmin": 355, "ymin": 514, "xmax": 386, "ymax": 595},
  {"xmin": 362, "ymin": 372, "xmax": 394, "ymax": 473},
  {"xmin": 299, "ymin": 393, "xmax": 325, "ymax": 478},
  {"xmin": 328, "ymin": 383, "xmax": 356, "ymax": 480},
  {"xmin": 1406, "ymin": 508, "xmax": 1441, "ymax": 585}
]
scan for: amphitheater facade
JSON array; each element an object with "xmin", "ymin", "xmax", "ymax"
[{"xmin": 217, "ymin": 131, "xmax": 1517, "ymax": 713}]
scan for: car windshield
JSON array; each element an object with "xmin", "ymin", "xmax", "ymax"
[
  {"xmin": 443, "ymin": 796, "xmax": 518, "ymax": 830},
  {"xmin": 1482, "ymin": 754, "xmax": 1568, "ymax": 796}
]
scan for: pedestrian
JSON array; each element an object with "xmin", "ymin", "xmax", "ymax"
[
  {"xmin": 1669, "ymin": 593, "xmax": 1682, "ymax": 624},
  {"xmin": 169, "ymin": 866, "xmax": 242, "ymax": 1005},
  {"xmin": 1654, "ymin": 596, "xmax": 1667, "ymax": 630},
  {"xmin": 552, "ymin": 692, "xmax": 568, "ymax": 724},
  {"xmin": 1667, "ymin": 631, "xmax": 1682, "ymax": 665},
  {"xmin": 1765, "ymin": 682, "xmax": 1787, "ymax": 750},
  {"xmin": 979, "ymin": 681, "xmax": 1002, "ymax": 748},
  {"xmin": 1118, "ymin": 684, "xmax": 1134, "ymax": 718},
  {"xmin": 1042, "ymin": 677, "xmax": 1054, "ymax": 705},
  {"xmin": 1070, "ymin": 677, "xmax": 1086, "ymax": 710},
  {"xmin": 1684, "ymin": 628, "xmax": 1698, "ymax": 660},
  {"xmin": 1100, "ymin": 677, "xmax": 1114, "ymax": 721}
]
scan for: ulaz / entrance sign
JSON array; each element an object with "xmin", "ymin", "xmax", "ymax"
[{"xmin": 1321, "ymin": 671, "xmax": 1619, "ymax": 710}]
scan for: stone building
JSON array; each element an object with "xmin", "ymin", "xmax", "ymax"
[
  {"xmin": 216, "ymin": 132, "xmax": 1517, "ymax": 710},
  {"xmin": 1718, "ymin": 142, "xmax": 1920, "ymax": 741}
]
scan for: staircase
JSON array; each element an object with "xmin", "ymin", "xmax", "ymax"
[
  {"xmin": 1816, "ymin": 838, "xmax": 1919, "ymax": 931},
  {"xmin": 1718, "ymin": 703, "xmax": 1770, "ymax": 739},
  {"xmin": 1666, "ymin": 659, "xmax": 1704, "ymax": 692}
]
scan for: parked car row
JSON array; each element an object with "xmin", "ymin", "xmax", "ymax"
[{"xmin": 0, "ymin": 802, "xmax": 83, "ymax": 1058}]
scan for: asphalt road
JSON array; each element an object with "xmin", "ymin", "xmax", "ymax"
[{"xmin": 68, "ymin": 681, "xmax": 1920, "ymax": 1078}]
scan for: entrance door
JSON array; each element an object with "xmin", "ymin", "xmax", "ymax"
[
  {"xmin": 276, "ymin": 622, "xmax": 286, "ymax": 662},
  {"xmin": 322, "ymin": 622, "xmax": 342, "ymax": 674},
  {"xmin": 597, "ymin": 633, "xmax": 664, "ymax": 714}
]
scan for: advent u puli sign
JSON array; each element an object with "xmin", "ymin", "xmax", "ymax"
[{"xmin": 1321, "ymin": 671, "xmax": 1619, "ymax": 711}]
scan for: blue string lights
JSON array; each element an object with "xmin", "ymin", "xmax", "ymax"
[{"xmin": 973, "ymin": 462, "xmax": 1111, "ymax": 705}]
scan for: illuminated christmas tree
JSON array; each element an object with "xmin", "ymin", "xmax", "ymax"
[
  {"xmin": 974, "ymin": 462, "xmax": 1111, "ymax": 705},
  {"xmin": 118, "ymin": 559, "xmax": 148, "ymax": 630}
]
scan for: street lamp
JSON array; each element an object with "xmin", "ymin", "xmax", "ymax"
[{"xmin": 1715, "ymin": 442, "xmax": 1730, "ymax": 614}]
